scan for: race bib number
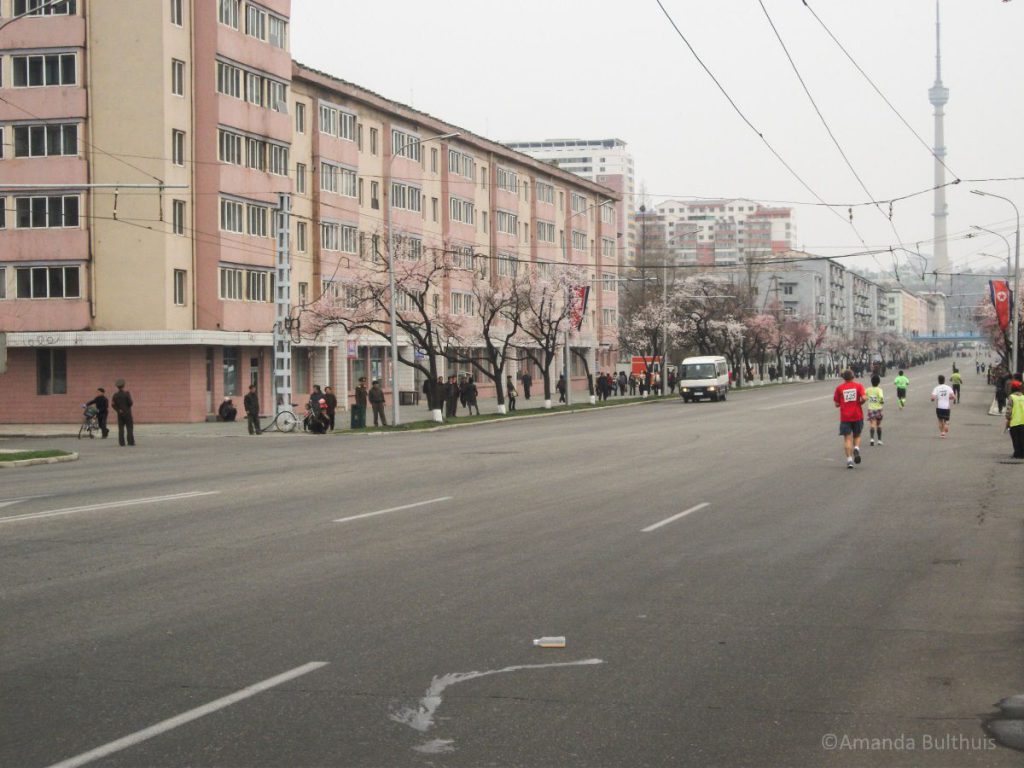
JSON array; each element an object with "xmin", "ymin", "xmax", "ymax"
[{"xmin": 843, "ymin": 389, "xmax": 858, "ymax": 402}]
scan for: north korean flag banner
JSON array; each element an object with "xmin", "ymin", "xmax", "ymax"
[
  {"xmin": 990, "ymin": 279, "xmax": 1011, "ymax": 331},
  {"xmin": 569, "ymin": 285, "xmax": 591, "ymax": 331}
]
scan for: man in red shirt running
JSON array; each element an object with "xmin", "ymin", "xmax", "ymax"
[{"xmin": 834, "ymin": 369, "xmax": 867, "ymax": 469}]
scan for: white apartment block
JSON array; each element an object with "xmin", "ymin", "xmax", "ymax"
[{"xmin": 656, "ymin": 199, "xmax": 796, "ymax": 267}]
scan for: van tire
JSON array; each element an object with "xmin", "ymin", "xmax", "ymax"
[{"xmin": 720, "ymin": 389, "xmax": 727, "ymax": 402}]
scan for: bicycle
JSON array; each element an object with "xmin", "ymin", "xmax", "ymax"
[
  {"xmin": 261, "ymin": 405, "xmax": 299, "ymax": 433},
  {"xmin": 78, "ymin": 405, "xmax": 100, "ymax": 439}
]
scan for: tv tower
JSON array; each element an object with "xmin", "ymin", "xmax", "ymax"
[{"xmin": 929, "ymin": 1, "xmax": 950, "ymax": 273}]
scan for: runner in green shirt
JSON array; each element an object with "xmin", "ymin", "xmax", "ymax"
[
  {"xmin": 950, "ymin": 368, "xmax": 963, "ymax": 404},
  {"xmin": 893, "ymin": 370, "xmax": 909, "ymax": 409},
  {"xmin": 865, "ymin": 374, "xmax": 885, "ymax": 445}
]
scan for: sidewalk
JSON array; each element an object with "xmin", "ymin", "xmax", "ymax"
[{"xmin": 0, "ymin": 390, "xmax": 655, "ymax": 439}]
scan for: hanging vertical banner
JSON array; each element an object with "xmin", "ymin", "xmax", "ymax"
[
  {"xmin": 347, "ymin": 340, "xmax": 358, "ymax": 359},
  {"xmin": 569, "ymin": 285, "xmax": 590, "ymax": 331},
  {"xmin": 990, "ymin": 279, "xmax": 1011, "ymax": 331}
]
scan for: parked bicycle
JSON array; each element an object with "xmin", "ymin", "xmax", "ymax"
[
  {"xmin": 260, "ymin": 405, "xmax": 299, "ymax": 433},
  {"xmin": 78, "ymin": 405, "xmax": 100, "ymax": 439}
]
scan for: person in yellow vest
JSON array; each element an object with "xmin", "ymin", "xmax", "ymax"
[{"xmin": 1005, "ymin": 376, "xmax": 1024, "ymax": 460}]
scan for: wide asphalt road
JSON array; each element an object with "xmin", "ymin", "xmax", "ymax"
[{"xmin": 2, "ymin": 357, "xmax": 1021, "ymax": 768}]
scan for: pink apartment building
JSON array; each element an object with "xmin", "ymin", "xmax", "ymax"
[{"xmin": 0, "ymin": 0, "xmax": 620, "ymax": 423}]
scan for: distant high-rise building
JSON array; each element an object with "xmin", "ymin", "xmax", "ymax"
[
  {"xmin": 653, "ymin": 199, "xmax": 796, "ymax": 267},
  {"xmin": 929, "ymin": 1, "xmax": 950, "ymax": 274},
  {"xmin": 504, "ymin": 138, "xmax": 635, "ymax": 265}
]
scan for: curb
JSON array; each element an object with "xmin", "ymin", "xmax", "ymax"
[
  {"xmin": 0, "ymin": 452, "xmax": 79, "ymax": 468},
  {"xmin": 0, "ymin": 433, "xmax": 79, "ymax": 439}
]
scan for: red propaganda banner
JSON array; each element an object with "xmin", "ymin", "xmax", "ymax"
[
  {"xmin": 569, "ymin": 285, "xmax": 590, "ymax": 331},
  {"xmin": 990, "ymin": 279, "xmax": 1011, "ymax": 331}
]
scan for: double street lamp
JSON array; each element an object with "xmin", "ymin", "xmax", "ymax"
[
  {"xmin": 971, "ymin": 190, "xmax": 1021, "ymax": 374},
  {"xmin": 387, "ymin": 130, "xmax": 459, "ymax": 426}
]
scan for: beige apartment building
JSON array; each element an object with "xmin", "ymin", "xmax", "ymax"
[{"xmin": 0, "ymin": 0, "xmax": 620, "ymax": 423}]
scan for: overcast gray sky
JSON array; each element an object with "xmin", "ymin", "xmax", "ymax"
[{"xmin": 293, "ymin": 0, "xmax": 1023, "ymax": 277}]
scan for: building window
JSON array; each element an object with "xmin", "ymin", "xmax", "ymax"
[
  {"xmin": 390, "ymin": 182, "xmax": 422, "ymax": 212},
  {"xmin": 268, "ymin": 14, "xmax": 287, "ymax": 49},
  {"xmin": 601, "ymin": 237, "xmax": 615, "ymax": 259},
  {"xmin": 173, "ymin": 269, "xmax": 187, "ymax": 305},
  {"xmin": 16, "ymin": 265, "xmax": 80, "ymax": 299},
  {"xmin": 172, "ymin": 199, "xmax": 185, "ymax": 235},
  {"xmin": 218, "ymin": 129, "xmax": 242, "ymax": 165},
  {"xmin": 247, "ymin": 203, "xmax": 269, "ymax": 237},
  {"xmin": 218, "ymin": 0, "xmax": 239, "ymax": 28},
  {"xmin": 245, "ymin": 3, "xmax": 266, "ymax": 40},
  {"xmin": 220, "ymin": 198, "xmax": 243, "ymax": 233},
  {"xmin": 268, "ymin": 80, "xmax": 287, "ymax": 112},
  {"xmin": 36, "ymin": 348, "xmax": 67, "ymax": 395},
  {"xmin": 219, "ymin": 267, "xmax": 243, "ymax": 300},
  {"xmin": 391, "ymin": 129, "xmax": 421, "ymax": 161},
  {"xmin": 431, "ymin": 197, "xmax": 438, "ymax": 222},
  {"xmin": 369, "ymin": 127, "xmax": 378, "ymax": 155},
  {"xmin": 537, "ymin": 221, "xmax": 556, "ymax": 243},
  {"xmin": 296, "ymin": 221, "xmax": 307, "ymax": 252},
  {"xmin": 245, "ymin": 136, "xmax": 266, "ymax": 171},
  {"xmin": 448, "ymin": 149, "xmax": 475, "ymax": 178},
  {"xmin": 320, "ymin": 222, "xmax": 357, "ymax": 253},
  {"xmin": 14, "ymin": 0, "xmax": 77, "ymax": 16},
  {"xmin": 246, "ymin": 269, "xmax": 271, "ymax": 302},
  {"xmin": 269, "ymin": 144, "xmax": 288, "ymax": 176},
  {"xmin": 431, "ymin": 147, "xmax": 438, "ymax": 173},
  {"xmin": 321, "ymin": 162, "xmax": 357, "ymax": 197},
  {"xmin": 319, "ymin": 104, "xmax": 356, "ymax": 140},
  {"xmin": 536, "ymin": 182, "xmax": 554, "ymax": 204},
  {"xmin": 497, "ymin": 254, "xmax": 518, "ymax": 277},
  {"xmin": 601, "ymin": 204, "xmax": 615, "ymax": 224},
  {"xmin": 449, "ymin": 197, "xmax": 475, "ymax": 225},
  {"xmin": 295, "ymin": 103, "xmax": 305, "ymax": 133},
  {"xmin": 357, "ymin": 178, "xmax": 364, "ymax": 206},
  {"xmin": 12, "ymin": 52, "xmax": 76, "ymax": 87},
  {"xmin": 370, "ymin": 181, "xmax": 379, "ymax": 210},
  {"xmin": 15, "ymin": 195, "xmax": 79, "ymax": 228},
  {"xmin": 572, "ymin": 230, "xmax": 587, "ymax": 251},
  {"xmin": 496, "ymin": 210, "xmax": 518, "ymax": 235},
  {"xmin": 216, "ymin": 61, "xmax": 242, "ymax": 99},
  {"xmin": 170, "ymin": 0, "xmax": 183, "ymax": 26},
  {"xmin": 296, "ymin": 163, "xmax": 306, "ymax": 194},
  {"xmin": 172, "ymin": 129, "xmax": 185, "ymax": 166},
  {"xmin": 571, "ymin": 192, "xmax": 587, "ymax": 214},
  {"xmin": 298, "ymin": 281, "xmax": 308, "ymax": 305},
  {"xmin": 13, "ymin": 123, "xmax": 77, "ymax": 157},
  {"xmin": 602, "ymin": 308, "xmax": 617, "ymax": 326},
  {"xmin": 0, "ymin": 267, "xmax": 5, "ymax": 299},
  {"xmin": 496, "ymin": 167, "xmax": 518, "ymax": 194},
  {"xmin": 171, "ymin": 59, "xmax": 185, "ymax": 96}
]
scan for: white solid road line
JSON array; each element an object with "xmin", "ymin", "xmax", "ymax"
[
  {"xmin": 642, "ymin": 502, "xmax": 711, "ymax": 533},
  {"xmin": 0, "ymin": 491, "xmax": 219, "ymax": 524},
  {"xmin": 757, "ymin": 395, "xmax": 830, "ymax": 411},
  {"xmin": 0, "ymin": 494, "xmax": 52, "ymax": 509},
  {"xmin": 45, "ymin": 661, "xmax": 329, "ymax": 768},
  {"xmin": 333, "ymin": 496, "xmax": 454, "ymax": 524}
]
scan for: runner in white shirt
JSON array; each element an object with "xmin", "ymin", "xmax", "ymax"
[{"xmin": 930, "ymin": 374, "xmax": 957, "ymax": 438}]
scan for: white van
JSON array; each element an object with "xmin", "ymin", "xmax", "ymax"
[{"xmin": 678, "ymin": 356, "xmax": 730, "ymax": 402}]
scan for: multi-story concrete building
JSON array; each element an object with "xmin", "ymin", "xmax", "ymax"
[
  {"xmin": 504, "ymin": 138, "xmax": 635, "ymax": 267},
  {"xmin": 655, "ymin": 199, "xmax": 796, "ymax": 267},
  {"xmin": 0, "ymin": 0, "xmax": 620, "ymax": 422}
]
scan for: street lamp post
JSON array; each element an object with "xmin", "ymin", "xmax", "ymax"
[
  {"xmin": 970, "ymin": 224, "xmax": 1012, "ymax": 282},
  {"xmin": 971, "ymin": 190, "xmax": 1021, "ymax": 374},
  {"xmin": 387, "ymin": 130, "xmax": 459, "ymax": 426},
  {"xmin": 661, "ymin": 225, "xmax": 701, "ymax": 396}
]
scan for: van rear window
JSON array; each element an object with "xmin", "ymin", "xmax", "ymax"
[{"xmin": 681, "ymin": 364, "xmax": 716, "ymax": 379}]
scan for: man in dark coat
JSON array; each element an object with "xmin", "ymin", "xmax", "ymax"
[
  {"xmin": 618, "ymin": 371, "xmax": 627, "ymax": 397},
  {"xmin": 243, "ymin": 384, "xmax": 261, "ymax": 435},
  {"xmin": 368, "ymin": 380, "xmax": 387, "ymax": 426},
  {"xmin": 111, "ymin": 378, "xmax": 135, "ymax": 446},
  {"xmin": 323, "ymin": 386, "xmax": 338, "ymax": 431},
  {"xmin": 521, "ymin": 371, "xmax": 532, "ymax": 400},
  {"xmin": 445, "ymin": 375, "xmax": 459, "ymax": 418},
  {"xmin": 353, "ymin": 377, "xmax": 368, "ymax": 428},
  {"xmin": 85, "ymin": 387, "xmax": 110, "ymax": 438}
]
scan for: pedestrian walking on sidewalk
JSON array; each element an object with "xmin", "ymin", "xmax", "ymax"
[
  {"xmin": 111, "ymin": 378, "xmax": 136, "ymax": 447},
  {"xmin": 506, "ymin": 375, "xmax": 517, "ymax": 412},
  {"xmin": 521, "ymin": 371, "xmax": 532, "ymax": 400},
  {"xmin": 931, "ymin": 374, "xmax": 957, "ymax": 438},
  {"xmin": 834, "ymin": 369, "xmax": 866, "ymax": 469},
  {"xmin": 464, "ymin": 377, "xmax": 480, "ymax": 415},
  {"xmin": 85, "ymin": 387, "xmax": 110, "ymax": 438},
  {"xmin": 243, "ymin": 384, "xmax": 261, "ymax": 435},
  {"xmin": 352, "ymin": 377, "xmax": 368, "ymax": 428},
  {"xmin": 323, "ymin": 386, "xmax": 338, "ymax": 431},
  {"xmin": 1004, "ymin": 376, "xmax": 1024, "ymax": 459}
]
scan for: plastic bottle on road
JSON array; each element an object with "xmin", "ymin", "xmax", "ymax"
[{"xmin": 533, "ymin": 636, "xmax": 566, "ymax": 648}]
